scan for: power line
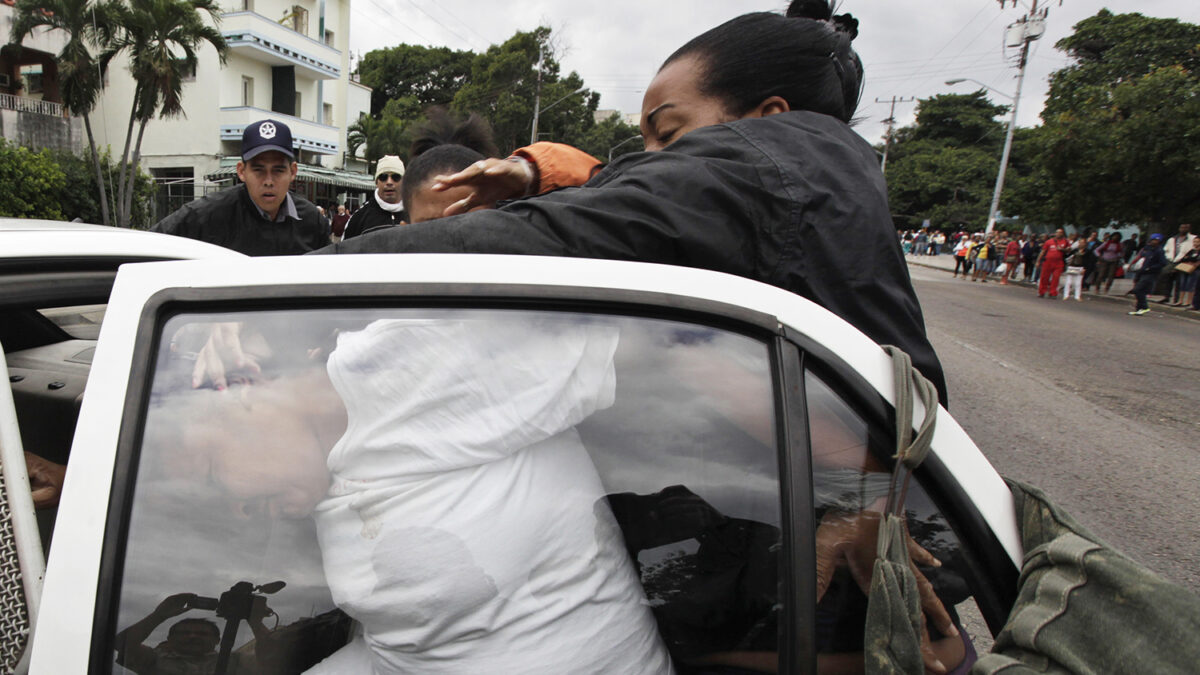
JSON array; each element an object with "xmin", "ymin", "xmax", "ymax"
[{"xmin": 875, "ymin": 95, "xmax": 915, "ymax": 174}]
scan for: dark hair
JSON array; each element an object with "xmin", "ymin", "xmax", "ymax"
[
  {"xmin": 169, "ymin": 618, "xmax": 220, "ymax": 640},
  {"xmin": 662, "ymin": 0, "xmax": 863, "ymax": 122},
  {"xmin": 409, "ymin": 107, "xmax": 499, "ymax": 159},
  {"xmin": 401, "ymin": 144, "xmax": 487, "ymax": 207}
]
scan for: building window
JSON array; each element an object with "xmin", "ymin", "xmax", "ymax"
[
  {"xmin": 241, "ymin": 76, "xmax": 254, "ymax": 107},
  {"xmin": 323, "ymin": 28, "xmax": 334, "ymax": 47},
  {"xmin": 241, "ymin": 0, "xmax": 253, "ymax": 10},
  {"xmin": 19, "ymin": 65, "xmax": 43, "ymax": 94},
  {"xmin": 322, "ymin": 103, "xmax": 332, "ymax": 126},
  {"xmin": 294, "ymin": 90, "xmax": 302, "ymax": 118},
  {"xmin": 286, "ymin": 5, "xmax": 309, "ymax": 36}
]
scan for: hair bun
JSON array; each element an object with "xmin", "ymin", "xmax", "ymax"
[
  {"xmin": 832, "ymin": 13, "xmax": 858, "ymax": 40},
  {"xmin": 786, "ymin": 0, "xmax": 832, "ymax": 21}
]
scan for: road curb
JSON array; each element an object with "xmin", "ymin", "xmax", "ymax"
[{"xmin": 905, "ymin": 257, "xmax": 1200, "ymax": 322}]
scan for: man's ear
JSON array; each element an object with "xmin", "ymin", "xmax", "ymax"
[
  {"xmin": 749, "ymin": 96, "xmax": 791, "ymax": 118},
  {"xmin": 235, "ymin": 161, "xmax": 246, "ymax": 182},
  {"xmin": 289, "ymin": 161, "xmax": 299, "ymax": 178}
]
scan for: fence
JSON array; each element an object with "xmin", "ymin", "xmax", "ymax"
[{"xmin": 0, "ymin": 93, "xmax": 63, "ymax": 118}]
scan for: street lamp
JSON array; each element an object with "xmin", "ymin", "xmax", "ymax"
[
  {"xmin": 947, "ymin": 76, "xmax": 1023, "ymax": 235},
  {"xmin": 608, "ymin": 135, "xmax": 642, "ymax": 161},
  {"xmin": 530, "ymin": 86, "xmax": 587, "ymax": 144}
]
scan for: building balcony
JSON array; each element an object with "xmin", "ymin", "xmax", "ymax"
[
  {"xmin": 0, "ymin": 92, "xmax": 64, "ymax": 117},
  {"xmin": 220, "ymin": 106, "xmax": 338, "ymax": 155},
  {"xmin": 219, "ymin": 11, "xmax": 340, "ymax": 80}
]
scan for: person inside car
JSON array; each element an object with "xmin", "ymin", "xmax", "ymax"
[{"xmin": 317, "ymin": 0, "xmax": 949, "ymax": 407}]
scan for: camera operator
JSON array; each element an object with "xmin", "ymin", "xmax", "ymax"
[{"xmin": 114, "ymin": 592, "xmax": 269, "ymax": 674}]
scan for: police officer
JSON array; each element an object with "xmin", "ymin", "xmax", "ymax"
[
  {"xmin": 343, "ymin": 155, "xmax": 407, "ymax": 239},
  {"xmin": 152, "ymin": 119, "xmax": 327, "ymax": 256}
]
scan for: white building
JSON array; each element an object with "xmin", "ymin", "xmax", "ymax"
[{"xmin": 91, "ymin": 0, "xmax": 374, "ymax": 219}]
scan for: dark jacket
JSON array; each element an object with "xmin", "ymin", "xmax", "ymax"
[
  {"xmin": 1135, "ymin": 245, "xmax": 1168, "ymax": 276},
  {"xmin": 317, "ymin": 112, "xmax": 948, "ymax": 404},
  {"xmin": 343, "ymin": 194, "xmax": 407, "ymax": 239},
  {"xmin": 151, "ymin": 184, "xmax": 326, "ymax": 256}
]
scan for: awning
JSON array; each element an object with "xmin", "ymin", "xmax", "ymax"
[{"xmin": 206, "ymin": 165, "xmax": 375, "ymax": 191}]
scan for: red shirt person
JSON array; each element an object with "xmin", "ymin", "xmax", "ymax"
[{"xmin": 1036, "ymin": 229, "xmax": 1071, "ymax": 297}]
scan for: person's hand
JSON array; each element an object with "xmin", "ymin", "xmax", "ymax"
[
  {"xmin": 432, "ymin": 158, "xmax": 535, "ymax": 217},
  {"xmin": 814, "ymin": 510, "xmax": 956, "ymax": 674},
  {"xmin": 192, "ymin": 322, "xmax": 261, "ymax": 390},
  {"xmin": 153, "ymin": 593, "xmax": 197, "ymax": 619},
  {"xmin": 24, "ymin": 452, "xmax": 66, "ymax": 509}
]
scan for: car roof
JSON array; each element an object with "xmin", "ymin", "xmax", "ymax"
[{"xmin": 0, "ymin": 218, "xmax": 246, "ymax": 262}]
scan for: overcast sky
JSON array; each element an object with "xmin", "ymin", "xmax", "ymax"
[{"xmin": 348, "ymin": 1, "xmax": 1200, "ymax": 146}]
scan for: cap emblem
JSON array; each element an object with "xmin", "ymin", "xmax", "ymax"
[{"xmin": 259, "ymin": 122, "xmax": 277, "ymax": 139}]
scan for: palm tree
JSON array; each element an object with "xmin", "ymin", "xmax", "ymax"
[
  {"xmin": 106, "ymin": 0, "xmax": 226, "ymax": 226},
  {"xmin": 11, "ymin": 0, "xmax": 119, "ymax": 225}
]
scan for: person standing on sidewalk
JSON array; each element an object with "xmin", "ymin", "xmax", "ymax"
[
  {"xmin": 1158, "ymin": 223, "xmax": 1195, "ymax": 305},
  {"xmin": 1128, "ymin": 234, "xmax": 1168, "ymax": 316},
  {"xmin": 1177, "ymin": 237, "xmax": 1200, "ymax": 311},
  {"xmin": 1092, "ymin": 232, "xmax": 1124, "ymax": 294},
  {"xmin": 1022, "ymin": 234, "xmax": 1040, "ymax": 282},
  {"xmin": 953, "ymin": 236, "xmax": 972, "ymax": 278},
  {"xmin": 1062, "ymin": 244, "xmax": 1085, "ymax": 301},
  {"xmin": 1001, "ymin": 233, "xmax": 1021, "ymax": 285},
  {"xmin": 1035, "ymin": 229, "xmax": 1070, "ymax": 297}
]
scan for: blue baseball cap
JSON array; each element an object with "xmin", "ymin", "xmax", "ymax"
[
  {"xmin": 242, "ymin": 119, "xmax": 295, "ymax": 161},
  {"xmin": 1149, "ymin": 233, "xmax": 1165, "ymax": 242}
]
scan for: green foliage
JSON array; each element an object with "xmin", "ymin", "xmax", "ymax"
[
  {"xmin": 884, "ymin": 92, "xmax": 1015, "ymax": 230},
  {"xmin": 49, "ymin": 148, "xmax": 154, "ymax": 225},
  {"xmin": 575, "ymin": 113, "xmax": 643, "ymax": 161},
  {"xmin": 1039, "ymin": 10, "xmax": 1200, "ymax": 230},
  {"xmin": 355, "ymin": 27, "xmax": 604, "ymax": 159},
  {"xmin": 0, "ymin": 140, "xmax": 66, "ymax": 219}
]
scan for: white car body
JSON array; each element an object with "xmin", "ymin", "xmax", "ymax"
[{"xmin": 3, "ymin": 228, "xmax": 1020, "ymax": 673}]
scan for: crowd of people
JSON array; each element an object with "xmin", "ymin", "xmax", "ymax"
[{"xmin": 902, "ymin": 225, "xmax": 1200, "ymax": 315}]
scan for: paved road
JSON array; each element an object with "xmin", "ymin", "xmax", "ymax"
[{"xmin": 909, "ymin": 261, "xmax": 1200, "ymax": 587}]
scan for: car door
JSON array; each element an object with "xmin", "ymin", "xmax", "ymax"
[{"xmin": 30, "ymin": 254, "xmax": 1018, "ymax": 673}]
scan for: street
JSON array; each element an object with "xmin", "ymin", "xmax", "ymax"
[{"xmin": 909, "ymin": 262, "xmax": 1200, "ymax": 588}]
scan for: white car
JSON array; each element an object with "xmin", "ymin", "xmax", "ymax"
[{"xmin": 2, "ymin": 223, "xmax": 1020, "ymax": 673}]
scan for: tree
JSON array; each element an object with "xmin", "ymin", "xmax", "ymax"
[
  {"xmin": 10, "ymin": 0, "xmax": 119, "ymax": 225},
  {"xmin": 883, "ymin": 92, "xmax": 1016, "ymax": 231},
  {"xmin": 1039, "ymin": 11, "xmax": 1200, "ymax": 230},
  {"xmin": 105, "ymin": 0, "xmax": 227, "ymax": 227},
  {"xmin": 356, "ymin": 43, "xmax": 473, "ymax": 118},
  {"xmin": 575, "ymin": 112, "xmax": 642, "ymax": 162}
]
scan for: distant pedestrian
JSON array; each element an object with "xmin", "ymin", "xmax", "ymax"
[
  {"xmin": 1158, "ymin": 223, "xmax": 1195, "ymax": 305},
  {"xmin": 1128, "ymin": 234, "xmax": 1169, "ymax": 316},
  {"xmin": 1177, "ymin": 237, "xmax": 1200, "ymax": 310},
  {"xmin": 330, "ymin": 204, "xmax": 351, "ymax": 242},
  {"xmin": 1001, "ymin": 233, "xmax": 1021, "ymax": 285},
  {"xmin": 932, "ymin": 231, "xmax": 945, "ymax": 255},
  {"xmin": 1080, "ymin": 231, "xmax": 1099, "ymax": 290},
  {"xmin": 1092, "ymin": 232, "xmax": 1124, "ymax": 294},
  {"xmin": 1062, "ymin": 244, "xmax": 1085, "ymax": 301},
  {"xmin": 1036, "ymin": 229, "xmax": 1070, "ymax": 298},
  {"xmin": 1122, "ymin": 233, "xmax": 1140, "ymax": 263},
  {"xmin": 953, "ymin": 236, "xmax": 972, "ymax": 278},
  {"xmin": 1021, "ymin": 234, "xmax": 1039, "ymax": 282}
]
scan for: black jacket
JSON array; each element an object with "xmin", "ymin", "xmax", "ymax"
[
  {"xmin": 343, "ymin": 194, "xmax": 407, "ymax": 239},
  {"xmin": 318, "ymin": 112, "xmax": 947, "ymax": 404},
  {"xmin": 151, "ymin": 184, "xmax": 327, "ymax": 256}
]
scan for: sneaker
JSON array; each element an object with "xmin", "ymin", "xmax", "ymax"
[{"xmin": 1128, "ymin": 308, "xmax": 1150, "ymax": 316}]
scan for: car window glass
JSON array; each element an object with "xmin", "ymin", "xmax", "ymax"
[
  {"xmin": 806, "ymin": 370, "xmax": 977, "ymax": 673},
  {"xmin": 111, "ymin": 308, "xmax": 782, "ymax": 673}
]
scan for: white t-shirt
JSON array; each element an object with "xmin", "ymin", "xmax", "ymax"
[{"xmin": 309, "ymin": 317, "xmax": 674, "ymax": 674}]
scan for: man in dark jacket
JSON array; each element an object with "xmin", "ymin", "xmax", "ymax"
[
  {"xmin": 151, "ymin": 120, "xmax": 327, "ymax": 256},
  {"xmin": 316, "ymin": 112, "xmax": 948, "ymax": 405},
  {"xmin": 343, "ymin": 155, "xmax": 408, "ymax": 239}
]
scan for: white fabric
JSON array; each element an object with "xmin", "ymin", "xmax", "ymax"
[
  {"xmin": 310, "ymin": 317, "xmax": 674, "ymax": 674},
  {"xmin": 373, "ymin": 189, "xmax": 405, "ymax": 213}
]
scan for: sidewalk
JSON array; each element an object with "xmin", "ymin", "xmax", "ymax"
[{"xmin": 904, "ymin": 253, "xmax": 1199, "ymax": 320}]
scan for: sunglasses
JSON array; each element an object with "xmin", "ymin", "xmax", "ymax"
[{"xmin": 376, "ymin": 173, "xmax": 403, "ymax": 182}]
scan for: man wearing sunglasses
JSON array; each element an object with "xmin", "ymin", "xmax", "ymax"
[
  {"xmin": 343, "ymin": 155, "xmax": 409, "ymax": 239},
  {"xmin": 152, "ymin": 119, "xmax": 327, "ymax": 256}
]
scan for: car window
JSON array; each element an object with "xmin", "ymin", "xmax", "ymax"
[
  {"xmin": 109, "ymin": 307, "xmax": 782, "ymax": 673},
  {"xmin": 805, "ymin": 370, "xmax": 981, "ymax": 673}
]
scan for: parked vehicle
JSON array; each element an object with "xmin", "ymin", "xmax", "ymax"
[{"xmin": 2, "ymin": 221, "xmax": 1020, "ymax": 673}]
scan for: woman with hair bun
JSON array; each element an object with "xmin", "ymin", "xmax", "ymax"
[{"xmin": 324, "ymin": 1, "xmax": 946, "ymax": 408}]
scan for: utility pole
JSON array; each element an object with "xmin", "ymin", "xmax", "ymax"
[
  {"xmin": 983, "ymin": 0, "xmax": 1052, "ymax": 235},
  {"xmin": 529, "ymin": 48, "xmax": 544, "ymax": 145},
  {"xmin": 875, "ymin": 96, "xmax": 914, "ymax": 175}
]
